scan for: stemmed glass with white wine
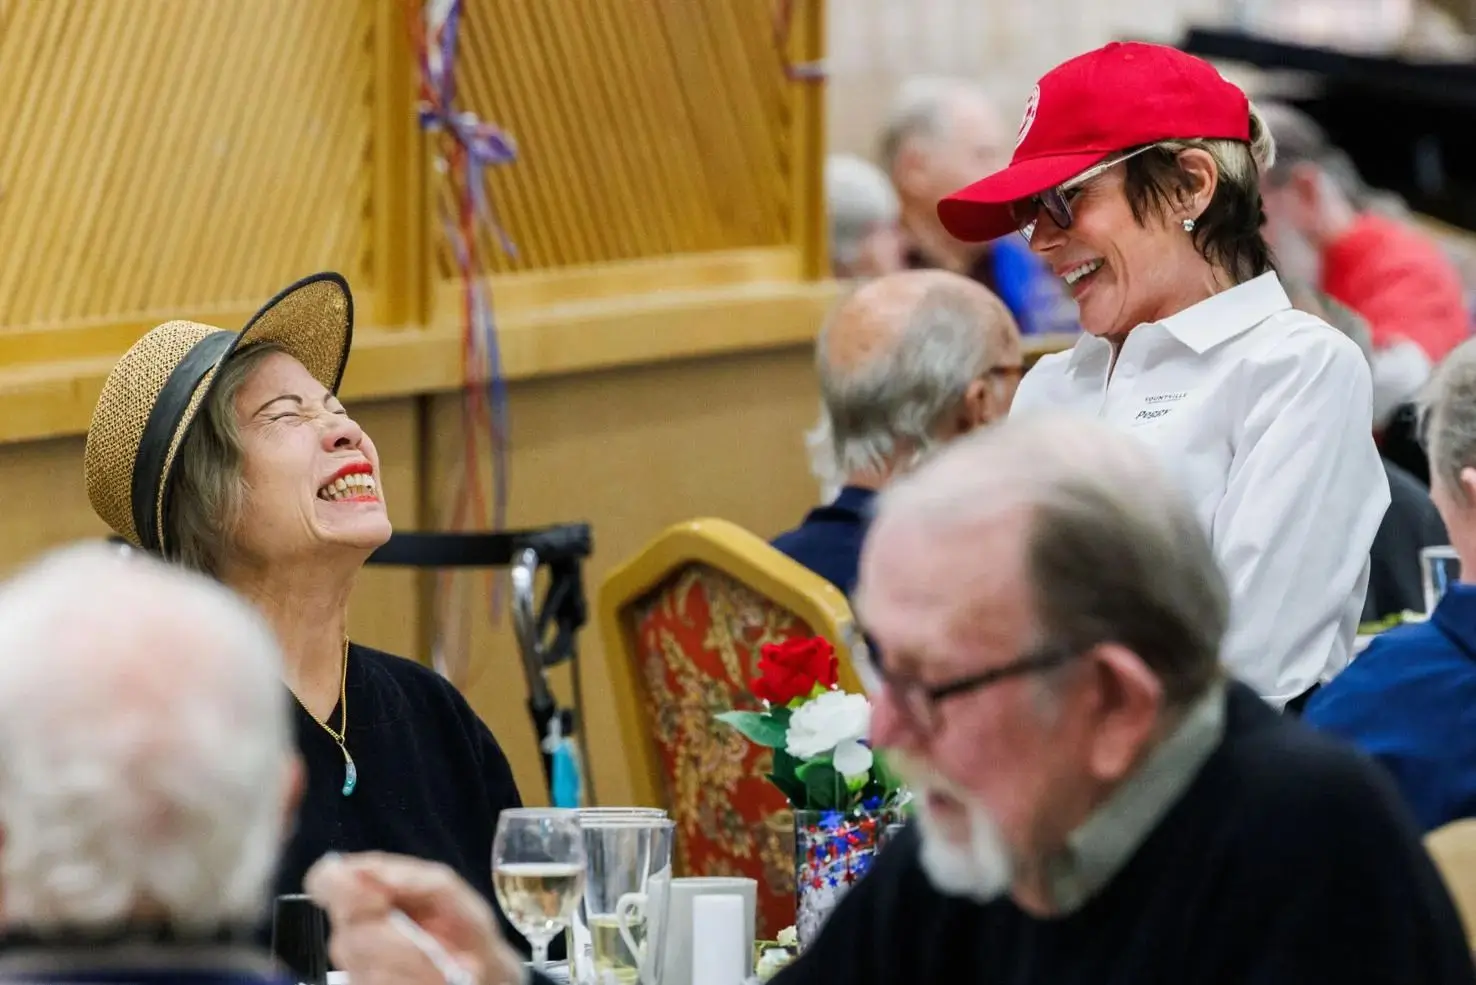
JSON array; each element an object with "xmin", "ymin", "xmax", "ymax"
[{"xmin": 492, "ymin": 808, "xmax": 587, "ymax": 972}]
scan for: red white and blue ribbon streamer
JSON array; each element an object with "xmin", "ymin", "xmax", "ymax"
[{"xmin": 406, "ymin": 0, "xmax": 517, "ymax": 680}]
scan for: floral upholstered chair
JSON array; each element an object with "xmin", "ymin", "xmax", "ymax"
[{"xmin": 597, "ymin": 518, "xmax": 863, "ymax": 939}]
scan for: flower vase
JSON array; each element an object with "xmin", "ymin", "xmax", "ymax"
[{"xmin": 793, "ymin": 806, "xmax": 895, "ymax": 949}]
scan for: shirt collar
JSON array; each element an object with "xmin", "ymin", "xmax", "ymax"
[
  {"xmin": 831, "ymin": 485, "xmax": 877, "ymax": 519},
  {"xmin": 1433, "ymin": 583, "xmax": 1476, "ymax": 659},
  {"xmin": 1042, "ymin": 678, "xmax": 1227, "ymax": 914},
  {"xmin": 1067, "ymin": 271, "xmax": 1292, "ymax": 368}
]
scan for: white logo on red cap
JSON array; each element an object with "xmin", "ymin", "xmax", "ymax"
[{"xmin": 1016, "ymin": 85, "xmax": 1040, "ymax": 149}]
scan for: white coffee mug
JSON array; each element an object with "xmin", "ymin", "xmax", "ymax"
[{"xmin": 656, "ymin": 877, "xmax": 757, "ymax": 985}]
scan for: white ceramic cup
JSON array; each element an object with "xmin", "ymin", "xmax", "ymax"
[{"xmin": 656, "ymin": 877, "xmax": 757, "ymax": 985}]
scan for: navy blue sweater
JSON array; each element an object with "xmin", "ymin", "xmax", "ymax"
[
  {"xmin": 774, "ymin": 683, "xmax": 1475, "ymax": 984},
  {"xmin": 272, "ymin": 644, "xmax": 527, "ymax": 950},
  {"xmin": 1308, "ymin": 582, "xmax": 1476, "ymax": 831}
]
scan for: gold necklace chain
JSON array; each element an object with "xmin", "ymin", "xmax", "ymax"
[{"xmin": 299, "ymin": 637, "xmax": 357, "ymax": 797}]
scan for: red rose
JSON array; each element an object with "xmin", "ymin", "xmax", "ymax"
[{"xmin": 751, "ymin": 636, "xmax": 839, "ymax": 706}]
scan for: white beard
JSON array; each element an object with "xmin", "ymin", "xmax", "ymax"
[{"xmin": 894, "ymin": 755, "xmax": 1015, "ymax": 903}]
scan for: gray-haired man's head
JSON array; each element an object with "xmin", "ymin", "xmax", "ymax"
[
  {"xmin": 827, "ymin": 154, "xmax": 904, "ymax": 280},
  {"xmin": 1421, "ymin": 341, "xmax": 1476, "ymax": 568},
  {"xmin": 879, "ymin": 78, "xmax": 1009, "ymax": 231},
  {"xmin": 857, "ymin": 414, "xmax": 1227, "ymax": 907},
  {"xmin": 0, "ymin": 541, "xmax": 299, "ymax": 932},
  {"xmin": 807, "ymin": 269, "xmax": 1021, "ymax": 491}
]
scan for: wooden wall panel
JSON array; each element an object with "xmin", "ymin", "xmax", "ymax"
[
  {"xmin": 439, "ymin": 0, "xmax": 819, "ymax": 275},
  {"xmin": 0, "ymin": 0, "xmax": 828, "ymax": 433},
  {"xmin": 0, "ymin": 0, "xmax": 375, "ymax": 336}
]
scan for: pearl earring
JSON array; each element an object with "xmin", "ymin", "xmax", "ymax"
[{"xmin": 1182, "ymin": 218, "xmax": 1196, "ymax": 232}]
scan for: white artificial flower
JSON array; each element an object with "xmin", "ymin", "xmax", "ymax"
[
  {"xmin": 786, "ymin": 690, "xmax": 872, "ymax": 761},
  {"xmin": 776, "ymin": 926, "xmax": 798, "ymax": 948},
  {"xmin": 832, "ymin": 738, "xmax": 874, "ymax": 779}
]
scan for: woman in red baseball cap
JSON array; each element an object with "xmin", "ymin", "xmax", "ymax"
[{"xmin": 938, "ymin": 42, "xmax": 1389, "ymax": 716}]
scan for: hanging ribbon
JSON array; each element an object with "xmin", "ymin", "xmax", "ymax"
[
  {"xmin": 774, "ymin": 0, "xmax": 826, "ymax": 82},
  {"xmin": 405, "ymin": 0, "xmax": 517, "ymax": 685}
]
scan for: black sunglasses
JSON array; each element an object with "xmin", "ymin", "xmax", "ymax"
[{"xmin": 1010, "ymin": 146, "xmax": 1153, "ymax": 243}]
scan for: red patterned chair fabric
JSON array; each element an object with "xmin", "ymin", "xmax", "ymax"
[{"xmin": 630, "ymin": 561, "xmax": 813, "ymax": 940}]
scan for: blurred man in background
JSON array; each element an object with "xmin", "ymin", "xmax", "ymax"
[
  {"xmin": 825, "ymin": 154, "xmax": 905, "ymax": 280},
  {"xmin": 879, "ymin": 77, "xmax": 1078, "ymax": 337},
  {"xmin": 776, "ymin": 269, "xmax": 1022, "ymax": 596},
  {"xmin": 1259, "ymin": 102, "xmax": 1470, "ymax": 425},
  {"xmin": 0, "ymin": 542, "xmax": 300, "ymax": 984}
]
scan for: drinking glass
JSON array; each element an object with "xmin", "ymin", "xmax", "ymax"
[
  {"xmin": 1422, "ymin": 545, "xmax": 1462, "ymax": 616},
  {"xmin": 270, "ymin": 894, "xmax": 329, "ymax": 985},
  {"xmin": 493, "ymin": 808, "xmax": 588, "ymax": 972},
  {"xmin": 575, "ymin": 816, "xmax": 674, "ymax": 985}
]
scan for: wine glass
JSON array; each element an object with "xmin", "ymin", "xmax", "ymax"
[{"xmin": 492, "ymin": 808, "xmax": 587, "ymax": 972}]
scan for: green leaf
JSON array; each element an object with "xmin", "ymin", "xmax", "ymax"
[
  {"xmin": 768, "ymin": 707, "xmax": 793, "ymax": 729},
  {"xmin": 799, "ymin": 762, "xmax": 847, "ymax": 811},
  {"xmin": 714, "ymin": 710, "xmax": 787, "ymax": 749},
  {"xmin": 772, "ymin": 747, "xmax": 802, "ymax": 785},
  {"xmin": 871, "ymin": 749, "xmax": 904, "ymax": 797},
  {"xmin": 766, "ymin": 771, "xmax": 807, "ymax": 806}
]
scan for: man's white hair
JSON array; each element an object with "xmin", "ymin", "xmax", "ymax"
[
  {"xmin": 805, "ymin": 279, "xmax": 1008, "ymax": 490},
  {"xmin": 877, "ymin": 76, "xmax": 992, "ymax": 178},
  {"xmin": 0, "ymin": 541, "xmax": 292, "ymax": 931},
  {"xmin": 826, "ymin": 154, "xmax": 899, "ymax": 271}
]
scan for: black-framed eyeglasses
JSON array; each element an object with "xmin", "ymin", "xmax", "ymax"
[
  {"xmin": 847, "ymin": 624, "xmax": 1078, "ymax": 737},
  {"xmin": 1010, "ymin": 145, "xmax": 1154, "ymax": 244}
]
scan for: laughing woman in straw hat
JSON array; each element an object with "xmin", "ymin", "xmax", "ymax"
[
  {"xmin": 936, "ymin": 42, "xmax": 1389, "ymax": 714},
  {"xmin": 82, "ymin": 273, "xmax": 531, "ymax": 949}
]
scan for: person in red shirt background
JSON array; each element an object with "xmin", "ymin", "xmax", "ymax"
[{"xmin": 1259, "ymin": 102, "xmax": 1471, "ymax": 429}]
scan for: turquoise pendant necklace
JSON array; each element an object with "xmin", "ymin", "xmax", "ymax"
[{"xmin": 303, "ymin": 638, "xmax": 357, "ymax": 797}]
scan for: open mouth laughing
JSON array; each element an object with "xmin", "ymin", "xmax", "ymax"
[
  {"xmin": 1060, "ymin": 258, "xmax": 1104, "ymax": 289},
  {"xmin": 317, "ymin": 462, "xmax": 379, "ymax": 503}
]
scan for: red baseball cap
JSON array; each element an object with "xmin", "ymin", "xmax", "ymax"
[{"xmin": 937, "ymin": 42, "xmax": 1251, "ymax": 243}]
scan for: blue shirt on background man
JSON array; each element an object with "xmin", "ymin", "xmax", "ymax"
[
  {"xmin": 771, "ymin": 486, "xmax": 877, "ymax": 598},
  {"xmin": 905, "ymin": 237, "xmax": 1077, "ymax": 338},
  {"xmin": 1305, "ymin": 582, "xmax": 1476, "ymax": 831}
]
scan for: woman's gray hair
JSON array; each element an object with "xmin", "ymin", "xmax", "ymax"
[
  {"xmin": 1420, "ymin": 338, "xmax": 1476, "ymax": 502},
  {"xmin": 166, "ymin": 343, "xmax": 285, "ymax": 575},
  {"xmin": 826, "ymin": 154, "xmax": 899, "ymax": 270},
  {"xmin": 806, "ymin": 284, "xmax": 1000, "ymax": 487}
]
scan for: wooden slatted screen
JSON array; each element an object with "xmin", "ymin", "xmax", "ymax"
[
  {"xmin": 0, "ymin": 0, "xmax": 374, "ymax": 333},
  {"xmin": 439, "ymin": 0, "xmax": 809, "ymax": 276}
]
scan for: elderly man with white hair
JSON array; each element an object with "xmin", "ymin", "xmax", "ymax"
[
  {"xmin": 305, "ymin": 416, "xmax": 1476, "ymax": 985},
  {"xmin": 880, "ymin": 77, "xmax": 1077, "ymax": 336},
  {"xmin": 0, "ymin": 542, "xmax": 300, "ymax": 984},
  {"xmin": 774, "ymin": 268, "xmax": 1022, "ymax": 595},
  {"xmin": 775, "ymin": 414, "xmax": 1467, "ymax": 983},
  {"xmin": 825, "ymin": 154, "xmax": 903, "ymax": 280}
]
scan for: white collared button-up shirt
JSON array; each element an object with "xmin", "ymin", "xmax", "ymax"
[{"xmin": 1011, "ymin": 272, "xmax": 1390, "ymax": 706}]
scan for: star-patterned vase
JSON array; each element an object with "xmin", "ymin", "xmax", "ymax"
[{"xmin": 793, "ymin": 806, "xmax": 897, "ymax": 949}]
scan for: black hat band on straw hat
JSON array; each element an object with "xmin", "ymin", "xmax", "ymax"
[{"xmin": 130, "ymin": 330, "xmax": 236, "ymax": 555}]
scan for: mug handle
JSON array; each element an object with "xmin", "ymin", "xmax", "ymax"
[{"xmin": 616, "ymin": 892, "xmax": 648, "ymax": 966}]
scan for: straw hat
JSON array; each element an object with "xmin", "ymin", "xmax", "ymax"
[{"xmin": 84, "ymin": 272, "xmax": 354, "ymax": 554}]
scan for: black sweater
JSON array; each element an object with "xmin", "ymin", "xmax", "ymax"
[
  {"xmin": 272, "ymin": 643, "xmax": 526, "ymax": 948},
  {"xmin": 774, "ymin": 683, "xmax": 1476, "ymax": 984}
]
